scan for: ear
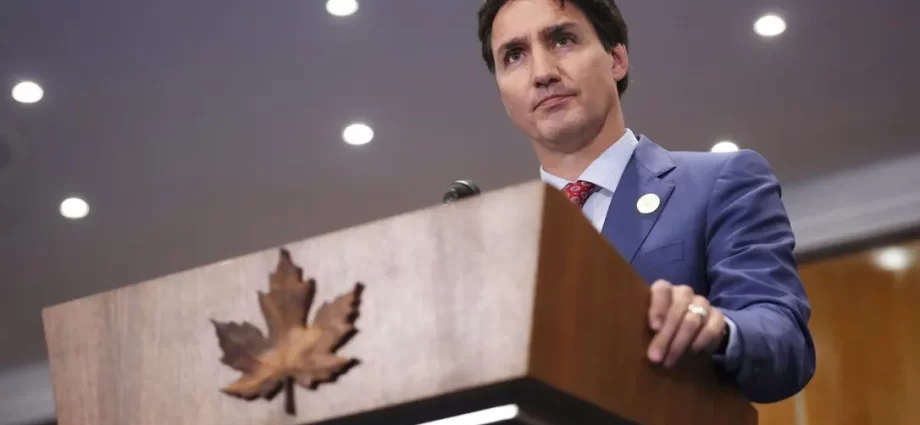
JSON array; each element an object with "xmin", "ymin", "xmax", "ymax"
[{"xmin": 610, "ymin": 44, "xmax": 629, "ymax": 83}]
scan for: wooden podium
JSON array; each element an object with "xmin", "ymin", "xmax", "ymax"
[{"xmin": 42, "ymin": 181, "xmax": 756, "ymax": 425}]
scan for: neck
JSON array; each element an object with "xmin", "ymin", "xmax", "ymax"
[{"xmin": 536, "ymin": 112, "xmax": 626, "ymax": 181}]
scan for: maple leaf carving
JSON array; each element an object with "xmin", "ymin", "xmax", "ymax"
[{"xmin": 212, "ymin": 249, "xmax": 363, "ymax": 402}]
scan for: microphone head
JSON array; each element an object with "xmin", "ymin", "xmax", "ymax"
[{"xmin": 442, "ymin": 180, "xmax": 481, "ymax": 204}]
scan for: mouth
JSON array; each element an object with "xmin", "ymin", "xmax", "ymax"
[{"xmin": 533, "ymin": 94, "xmax": 575, "ymax": 111}]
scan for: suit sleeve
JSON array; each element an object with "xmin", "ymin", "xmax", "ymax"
[{"xmin": 704, "ymin": 150, "xmax": 816, "ymax": 403}]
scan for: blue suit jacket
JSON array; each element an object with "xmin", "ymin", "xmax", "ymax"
[{"xmin": 601, "ymin": 135, "xmax": 816, "ymax": 403}]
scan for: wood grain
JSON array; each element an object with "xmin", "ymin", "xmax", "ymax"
[
  {"xmin": 43, "ymin": 182, "xmax": 547, "ymax": 425},
  {"xmin": 43, "ymin": 180, "xmax": 754, "ymax": 425},
  {"xmin": 753, "ymin": 395, "xmax": 798, "ymax": 425},
  {"xmin": 754, "ymin": 240, "xmax": 920, "ymax": 425},
  {"xmin": 764, "ymin": 240, "xmax": 920, "ymax": 425},
  {"xmin": 527, "ymin": 186, "xmax": 756, "ymax": 425}
]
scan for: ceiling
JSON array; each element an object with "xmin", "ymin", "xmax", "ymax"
[{"xmin": 0, "ymin": 0, "xmax": 917, "ymax": 413}]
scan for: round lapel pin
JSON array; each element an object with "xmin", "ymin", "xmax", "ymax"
[{"xmin": 637, "ymin": 193, "xmax": 661, "ymax": 214}]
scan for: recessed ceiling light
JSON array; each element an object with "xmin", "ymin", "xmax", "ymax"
[
  {"xmin": 754, "ymin": 14, "xmax": 786, "ymax": 37},
  {"xmin": 60, "ymin": 197, "xmax": 90, "ymax": 219},
  {"xmin": 711, "ymin": 141, "xmax": 739, "ymax": 153},
  {"xmin": 342, "ymin": 123, "xmax": 374, "ymax": 146},
  {"xmin": 326, "ymin": 0, "xmax": 359, "ymax": 17},
  {"xmin": 11, "ymin": 81, "xmax": 44, "ymax": 104},
  {"xmin": 873, "ymin": 247, "xmax": 914, "ymax": 272}
]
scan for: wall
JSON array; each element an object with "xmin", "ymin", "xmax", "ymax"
[
  {"xmin": 756, "ymin": 239, "xmax": 920, "ymax": 424},
  {"xmin": 0, "ymin": 363, "xmax": 55, "ymax": 425},
  {"xmin": 784, "ymin": 152, "xmax": 920, "ymax": 255}
]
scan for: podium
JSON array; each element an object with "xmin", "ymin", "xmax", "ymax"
[{"xmin": 41, "ymin": 181, "xmax": 756, "ymax": 425}]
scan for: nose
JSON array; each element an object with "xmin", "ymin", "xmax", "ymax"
[{"xmin": 531, "ymin": 47, "xmax": 561, "ymax": 88}]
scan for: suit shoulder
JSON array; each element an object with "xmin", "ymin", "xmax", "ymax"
[
  {"xmin": 667, "ymin": 148, "xmax": 775, "ymax": 176},
  {"xmin": 636, "ymin": 136, "xmax": 776, "ymax": 178},
  {"xmin": 669, "ymin": 149, "xmax": 734, "ymax": 167}
]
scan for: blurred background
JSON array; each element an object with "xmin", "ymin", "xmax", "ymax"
[{"xmin": 1, "ymin": 0, "xmax": 918, "ymax": 424}]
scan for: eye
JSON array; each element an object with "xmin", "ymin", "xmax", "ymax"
[
  {"xmin": 554, "ymin": 35, "xmax": 576, "ymax": 47},
  {"xmin": 504, "ymin": 49, "xmax": 523, "ymax": 65}
]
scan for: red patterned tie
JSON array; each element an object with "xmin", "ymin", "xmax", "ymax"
[{"xmin": 562, "ymin": 180, "xmax": 599, "ymax": 207}]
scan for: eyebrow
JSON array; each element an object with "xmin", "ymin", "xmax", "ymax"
[
  {"xmin": 495, "ymin": 21, "xmax": 579, "ymax": 59},
  {"xmin": 543, "ymin": 22, "xmax": 578, "ymax": 39}
]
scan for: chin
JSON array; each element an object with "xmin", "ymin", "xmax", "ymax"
[{"xmin": 534, "ymin": 118, "xmax": 588, "ymax": 147}]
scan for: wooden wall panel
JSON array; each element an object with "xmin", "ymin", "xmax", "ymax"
[
  {"xmin": 755, "ymin": 241, "xmax": 920, "ymax": 425},
  {"xmin": 754, "ymin": 396, "xmax": 797, "ymax": 425}
]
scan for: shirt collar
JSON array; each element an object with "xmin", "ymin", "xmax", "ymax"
[{"xmin": 539, "ymin": 128, "xmax": 640, "ymax": 192}]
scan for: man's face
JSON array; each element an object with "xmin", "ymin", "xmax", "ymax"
[{"xmin": 490, "ymin": 0, "xmax": 626, "ymax": 150}]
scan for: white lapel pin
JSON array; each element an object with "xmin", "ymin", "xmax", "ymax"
[{"xmin": 637, "ymin": 193, "xmax": 661, "ymax": 214}]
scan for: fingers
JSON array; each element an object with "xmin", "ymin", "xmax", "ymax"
[
  {"xmin": 691, "ymin": 307, "xmax": 726, "ymax": 353},
  {"xmin": 648, "ymin": 280, "xmax": 672, "ymax": 331},
  {"xmin": 647, "ymin": 281, "xmax": 727, "ymax": 368},
  {"xmin": 647, "ymin": 284, "xmax": 694, "ymax": 364},
  {"xmin": 663, "ymin": 296, "xmax": 710, "ymax": 368}
]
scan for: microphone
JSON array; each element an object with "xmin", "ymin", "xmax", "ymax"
[{"xmin": 442, "ymin": 180, "xmax": 481, "ymax": 204}]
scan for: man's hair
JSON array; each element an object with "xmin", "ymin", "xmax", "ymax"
[{"xmin": 477, "ymin": 0, "xmax": 630, "ymax": 96}]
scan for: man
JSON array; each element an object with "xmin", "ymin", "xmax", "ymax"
[{"xmin": 477, "ymin": 0, "xmax": 815, "ymax": 403}]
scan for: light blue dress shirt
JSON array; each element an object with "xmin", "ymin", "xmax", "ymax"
[
  {"xmin": 539, "ymin": 129, "xmax": 639, "ymax": 231},
  {"xmin": 539, "ymin": 128, "xmax": 740, "ymax": 366}
]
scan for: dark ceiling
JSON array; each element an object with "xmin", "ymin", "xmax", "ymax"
[{"xmin": 0, "ymin": 0, "xmax": 917, "ymax": 419}]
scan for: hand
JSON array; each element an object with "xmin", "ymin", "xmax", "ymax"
[{"xmin": 647, "ymin": 280, "xmax": 726, "ymax": 368}]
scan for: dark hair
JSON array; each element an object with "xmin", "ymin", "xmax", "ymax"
[{"xmin": 477, "ymin": 0, "xmax": 630, "ymax": 96}]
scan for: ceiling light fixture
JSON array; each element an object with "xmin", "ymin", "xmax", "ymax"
[
  {"xmin": 326, "ymin": 0, "xmax": 359, "ymax": 17},
  {"xmin": 754, "ymin": 14, "xmax": 786, "ymax": 37},
  {"xmin": 711, "ymin": 141, "xmax": 739, "ymax": 153},
  {"xmin": 872, "ymin": 247, "xmax": 914, "ymax": 272},
  {"xmin": 11, "ymin": 81, "xmax": 44, "ymax": 104},
  {"xmin": 60, "ymin": 197, "xmax": 90, "ymax": 219},
  {"xmin": 342, "ymin": 123, "xmax": 374, "ymax": 146}
]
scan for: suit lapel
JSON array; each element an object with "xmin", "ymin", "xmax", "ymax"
[{"xmin": 601, "ymin": 138, "xmax": 676, "ymax": 263}]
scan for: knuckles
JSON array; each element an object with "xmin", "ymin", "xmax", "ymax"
[{"xmin": 673, "ymin": 284, "xmax": 695, "ymax": 299}]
